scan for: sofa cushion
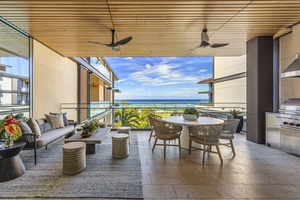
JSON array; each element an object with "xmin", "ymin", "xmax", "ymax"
[
  {"xmin": 19, "ymin": 121, "xmax": 32, "ymax": 134},
  {"xmin": 36, "ymin": 125, "xmax": 74, "ymax": 147},
  {"xmin": 27, "ymin": 118, "xmax": 42, "ymax": 138},
  {"xmin": 35, "ymin": 118, "xmax": 47, "ymax": 126},
  {"xmin": 45, "ymin": 113, "xmax": 64, "ymax": 129},
  {"xmin": 49, "ymin": 112, "xmax": 69, "ymax": 126},
  {"xmin": 39, "ymin": 122, "xmax": 52, "ymax": 134}
]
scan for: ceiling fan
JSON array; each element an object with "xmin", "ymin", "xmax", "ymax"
[
  {"xmin": 186, "ymin": 28, "xmax": 229, "ymax": 52},
  {"xmin": 88, "ymin": 29, "xmax": 132, "ymax": 52}
]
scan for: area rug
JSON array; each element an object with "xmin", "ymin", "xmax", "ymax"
[{"xmin": 0, "ymin": 131, "xmax": 143, "ymax": 199}]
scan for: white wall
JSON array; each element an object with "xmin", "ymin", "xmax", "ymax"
[
  {"xmin": 214, "ymin": 55, "xmax": 246, "ymax": 104},
  {"xmin": 33, "ymin": 40, "xmax": 78, "ymax": 120}
]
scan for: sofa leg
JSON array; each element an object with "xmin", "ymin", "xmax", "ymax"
[
  {"xmin": 34, "ymin": 147, "xmax": 37, "ymax": 165},
  {"xmin": 45, "ymin": 145, "xmax": 47, "ymax": 150}
]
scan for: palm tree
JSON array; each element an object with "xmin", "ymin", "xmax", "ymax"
[{"xmin": 115, "ymin": 108, "xmax": 140, "ymax": 128}]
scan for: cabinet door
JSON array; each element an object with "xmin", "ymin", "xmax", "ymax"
[
  {"xmin": 280, "ymin": 127, "xmax": 300, "ymax": 156},
  {"xmin": 266, "ymin": 113, "xmax": 280, "ymax": 148}
]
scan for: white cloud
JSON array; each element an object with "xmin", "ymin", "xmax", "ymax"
[
  {"xmin": 125, "ymin": 57, "xmax": 133, "ymax": 60},
  {"xmin": 129, "ymin": 63, "xmax": 206, "ymax": 86},
  {"xmin": 199, "ymin": 69, "xmax": 207, "ymax": 73}
]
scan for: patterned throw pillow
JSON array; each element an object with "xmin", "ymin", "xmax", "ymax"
[
  {"xmin": 49, "ymin": 112, "xmax": 69, "ymax": 126},
  {"xmin": 19, "ymin": 121, "xmax": 32, "ymax": 134},
  {"xmin": 27, "ymin": 118, "xmax": 42, "ymax": 138},
  {"xmin": 45, "ymin": 113, "xmax": 65, "ymax": 129},
  {"xmin": 39, "ymin": 122, "xmax": 52, "ymax": 134}
]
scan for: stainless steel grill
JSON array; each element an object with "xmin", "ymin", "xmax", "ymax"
[
  {"xmin": 267, "ymin": 98, "xmax": 300, "ymax": 156},
  {"xmin": 277, "ymin": 98, "xmax": 300, "ymax": 130}
]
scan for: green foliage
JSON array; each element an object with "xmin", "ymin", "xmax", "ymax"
[
  {"xmin": 228, "ymin": 109, "xmax": 242, "ymax": 117},
  {"xmin": 183, "ymin": 107, "xmax": 200, "ymax": 118},
  {"xmin": 81, "ymin": 119, "xmax": 99, "ymax": 134},
  {"xmin": 114, "ymin": 108, "xmax": 140, "ymax": 128}
]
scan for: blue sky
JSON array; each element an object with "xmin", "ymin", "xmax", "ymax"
[{"xmin": 105, "ymin": 57, "xmax": 213, "ymax": 100}]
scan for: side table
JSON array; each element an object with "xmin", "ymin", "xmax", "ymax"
[{"xmin": 0, "ymin": 142, "xmax": 26, "ymax": 182}]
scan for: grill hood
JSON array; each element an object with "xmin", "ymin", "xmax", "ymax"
[{"xmin": 281, "ymin": 55, "xmax": 300, "ymax": 78}]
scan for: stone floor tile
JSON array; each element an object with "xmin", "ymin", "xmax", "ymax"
[
  {"xmin": 214, "ymin": 184, "xmax": 270, "ymax": 198},
  {"xmin": 173, "ymin": 185, "xmax": 222, "ymax": 199},
  {"xmin": 143, "ymin": 185, "xmax": 177, "ymax": 198},
  {"xmin": 252, "ymin": 184, "xmax": 300, "ymax": 199},
  {"xmin": 150, "ymin": 173, "xmax": 190, "ymax": 185}
]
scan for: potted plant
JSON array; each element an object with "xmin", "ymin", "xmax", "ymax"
[
  {"xmin": 80, "ymin": 119, "xmax": 100, "ymax": 137},
  {"xmin": 183, "ymin": 107, "xmax": 200, "ymax": 121},
  {"xmin": 228, "ymin": 109, "xmax": 244, "ymax": 133}
]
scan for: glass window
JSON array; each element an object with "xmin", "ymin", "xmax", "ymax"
[
  {"xmin": 89, "ymin": 57, "xmax": 110, "ymax": 79},
  {"xmin": 0, "ymin": 19, "xmax": 30, "ymax": 119}
]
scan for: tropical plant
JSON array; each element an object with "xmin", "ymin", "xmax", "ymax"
[
  {"xmin": 228, "ymin": 109, "xmax": 242, "ymax": 117},
  {"xmin": 81, "ymin": 119, "xmax": 99, "ymax": 135},
  {"xmin": 0, "ymin": 115, "xmax": 22, "ymax": 140},
  {"xmin": 183, "ymin": 107, "xmax": 200, "ymax": 118},
  {"xmin": 114, "ymin": 108, "xmax": 140, "ymax": 128}
]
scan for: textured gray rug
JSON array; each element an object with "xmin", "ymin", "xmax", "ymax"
[{"xmin": 0, "ymin": 131, "xmax": 143, "ymax": 199}]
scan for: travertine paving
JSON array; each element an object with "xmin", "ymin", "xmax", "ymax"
[{"xmin": 139, "ymin": 131, "xmax": 300, "ymax": 200}]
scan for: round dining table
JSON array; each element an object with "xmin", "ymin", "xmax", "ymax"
[{"xmin": 162, "ymin": 116, "xmax": 224, "ymax": 149}]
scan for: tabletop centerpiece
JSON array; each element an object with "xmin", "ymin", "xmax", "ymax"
[
  {"xmin": 0, "ymin": 115, "xmax": 22, "ymax": 148},
  {"xmin": 183, "ymin": 107, "xmax": 200, "ymax": 121},
  {"xmin": 80, "ymin": 119, "xmax": 100, "ymax": 137}
]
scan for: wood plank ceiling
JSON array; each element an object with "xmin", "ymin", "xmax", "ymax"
[{"xmin": 0, "ymin": 0, "xmax": 300, "ymax": 57}]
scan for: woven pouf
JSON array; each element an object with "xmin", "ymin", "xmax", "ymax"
[
  {"xmin": 112, "ymin": 134, "xmax": 129, "ymax": 159},
  {"xmin": 62, "ymin": 142, "xmax": 86, "ymax": 175},
  {"xmin": 117, "ymin": 126, "xmax": 131, "ymax": 144}
]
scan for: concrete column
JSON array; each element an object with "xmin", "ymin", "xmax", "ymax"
[{"xmin": 246, "ymin": 36, "xmax": 273, "ymax": 144}]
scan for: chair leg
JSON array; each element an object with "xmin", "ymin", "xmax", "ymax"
[
  {"xmin": 163, "ymin": 140, "xmax": 166, "ymax": 157},
  {"xmin": 148, "ymin": 130, "xmax": 153, "ymax": 142},
  {"xmin": 215, "ymin": 144, "xmax": 223, "ymax": 163},
  {"xmin": 152, "ymin": 138, "xmax": 158, "ymax": 152},
  {"xmin": 202, "ymin": 145, "xmax": 206, "ymax": 164},
  {"xmin": 230, "ymin": 139, "xmax": 236, "ymax": 156},
  {"xmin": 189, "ymin": 139, "xmax": 192, "ymax": 154}
]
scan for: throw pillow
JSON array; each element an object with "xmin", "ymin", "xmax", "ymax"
[
  {"xmin": 27, "ymin": 118, "xmax": 42, "ymax": 138},
  {"xmin": 39, "ymin": 122, "xmax": 52, "ymax": 134},
  {"xmin": 45, "ymin": 113, "xmax": 65, "ymax": 129},
  {"xmin": 19, "ymin": 121, "xmax": 32, "ymax": 134},
  {"xmin": 35, "ymin": 118, "xmax": 47, "ymax": 126},
  {"xmin": 49, "ymin": 112, "xmax": 69, "ymax": 126}
]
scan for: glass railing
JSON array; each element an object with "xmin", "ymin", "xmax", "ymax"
[{"xmin": 61, "ymin": 101, "xmax": 246, "ymax": 129}]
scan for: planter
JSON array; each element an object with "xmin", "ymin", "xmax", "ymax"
[
  {"xmin": 81, "ymin": 128, "xmax": 99, "ymax": 138},
  {"xmin": 234, "ymin": 116, "xmax": 244, "ymax": 133},
  {"xmin": 183, "ymin": 114, "xmax": 198, "ymax": 121}
]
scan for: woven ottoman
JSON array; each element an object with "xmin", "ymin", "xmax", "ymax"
[
  {"xmin": 62, "ymin": 142, "xmax": 86, "ymax": 175},
  {"xmin": 117, "ymin": 126, "xmax": 131, "ymax": 144},
  {"xmin": 112, "ymin": 134, "xmax": 129, "ymax": 158}
]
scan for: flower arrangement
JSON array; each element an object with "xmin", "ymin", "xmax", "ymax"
[
  {"xmin": 183, "ymin": 107, "xmax": 200, "ymax": 118},
  {"xmin": 183, "ymin": 107, "xmax": 200, "ymax": 121},
  {"xmin": 81, "ymin": 119, "xmax": 100, "ymax": 136},
  {"xmin": 0, "ymin": 115, "xmax": 22, "ymax": 147}
]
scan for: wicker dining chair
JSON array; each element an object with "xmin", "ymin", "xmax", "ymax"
[
  {"xmin": 219, "ymin": 119, "xmax": 240, "ymax": 156},
  {"xmin": 188, "ymin": 124, "xmax": 224, "ymax": 164},
  {"xmin": 151, "ymin": 117, "xmax": 182, "ymax": 157},
  {"xmin": 147, "ymin": 114, "xmax": 162, "ymax": 142}
]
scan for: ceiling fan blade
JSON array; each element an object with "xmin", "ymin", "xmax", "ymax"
[
  {"xmin": 115, "ymin": 36, "xmax": 133, "ymax": 45},
  {"xmin": 209, "ymin": 43, "xmax": 229, "ymax": 48}
]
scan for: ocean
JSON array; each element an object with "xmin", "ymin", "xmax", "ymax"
[{"xmin": 115, "ymin": 99, "xmax": 209, "ymax": 109}]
